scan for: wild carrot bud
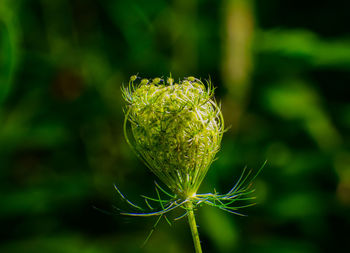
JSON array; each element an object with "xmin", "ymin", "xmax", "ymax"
[{"xmin": 122, "ymin": 76, "xmax": 224, "ymax": 199}]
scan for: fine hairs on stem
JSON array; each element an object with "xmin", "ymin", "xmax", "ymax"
[{"xmin": 115, "ymin": 75, "xmax": 265, "ymax": 252}]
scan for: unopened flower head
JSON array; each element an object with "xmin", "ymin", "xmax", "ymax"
[{"xmin": 122, "ymin": 76, "xmax": 224, "ymax": 199}]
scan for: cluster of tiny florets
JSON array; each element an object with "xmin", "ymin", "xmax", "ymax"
[{"xmin": 122, "ymin": 76, "xmax": 224, "ymax": 198}]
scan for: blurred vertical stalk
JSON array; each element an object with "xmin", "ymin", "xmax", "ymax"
[
  {"xmin": 221, "ymin": 0, "xmax": 255, "ymax": 134},
  {"xmin": 0, "ymin": 0, "xmax": 20, "ymax": 104},
  {"xmin": 171, "ymin": 0, "xmax": 198, "ymax": 75}
]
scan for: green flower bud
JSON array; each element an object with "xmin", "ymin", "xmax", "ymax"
[
  {"xmin": 167, "ymin": 77, "xmax": 174, "ymax": 85},
  {"xmin": 152, "ymin": 77, "xmax": 161, "ymax": 85},
  {"xmin": 122, "ymin": 76, "xmax": 224, "ymax": 199},
  {"xmin": 130, "ymin": 75, "xmax": 137, "ymax": 82}
]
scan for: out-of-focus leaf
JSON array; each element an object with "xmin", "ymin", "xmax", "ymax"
[
  {"xmin": 263, "ymin": 81, "xmax": 341, "ymax": 150},
  {"xmin": 0, "ymin": 1, "xmax": 20, "ymax": 103},
  {"xmin": 201, "ymin": 207, "xmax": 239, "ymax": 252},
  {"xmin": 0, "ymin": 88, "xmax": 68, "ymax": 151},
  {"xmin": 0, "ymin": 174, "xmax": 90, "ymax": 217},
  {"xmin": 272, "ymin": 192, "xmax": 324, "ymax": 219},
  {"xmin": 257, "ymin": 30, "xmax": 350, "ymax": 68}
]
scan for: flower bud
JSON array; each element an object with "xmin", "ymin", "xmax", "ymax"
[{"xmin": 122, "ymin": 76, "xmax": 224, "ymax": 198}]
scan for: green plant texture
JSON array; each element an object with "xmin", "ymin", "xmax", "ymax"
[{"xmin": 119, "ymin": 76, "xmax": 265, "ymax": 252}]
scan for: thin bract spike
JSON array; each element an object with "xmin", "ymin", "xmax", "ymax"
[
  {"xmin": 249, "ymin": 160, "xmax": 267, "ymax": 183},
  {"xmin": 141, "ymin": 195, "xmax": 171, "ymax": 203},
  {"xmin": 155, "ymin": 187, "xmax": 165, "ymax": 210},
  {"xmin": 141, "ymin": 214, "xmax": 163, "ymax": 248},
  {"xmin": 114, "ymin": 184, "xmax": 144, "ymax": 211},
  {"xmin": 202, "ymin": 200, "xmax": 217, "ymax": 207},
  {"xmin": 174, "ymin": 211, "xmax": 189, "ymax": 221},
  {"xmin": 218, "ymin": 207, "xmax": 247, "ymax": 216},
  {"xmin": 92, "ymin": 206, "xmax": 115, "ymax": 216},
  {"xmin": 225, "ymin": 188, "xmax": 255, "ymax": 199},
  {"xmin": 232, "ymin": 168, "xmax": 253, "ymax": 194},
  {"xmin": 228, "ymin": 166, "xmax": 247, "ymax": 194},
  {"xmin": 121, "ymin": 200, "xmax": 187, "ymax": 217},
  {"xmin": 225, "ymin": 202, "xmax": 257, "ymax": 210},
  {"xmin": 164, "ymin": 215, "xmax": 172, "ymax": 226},
  {"xmin": 154, "ymin": 181, "xmax": 175, "ymax": 198},
  {"xmin": 144, "ymin": 198, "xmax": 154, "ymax": 210}
]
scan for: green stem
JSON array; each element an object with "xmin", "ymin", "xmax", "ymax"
[{"xmin": 186, "ymin": 201, "xmax": 203, "ymax": 253}]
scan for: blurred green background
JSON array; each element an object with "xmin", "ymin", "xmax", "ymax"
[{"xmin": 1, "ymin": 0, "xmax": 349, "ymax": 252}]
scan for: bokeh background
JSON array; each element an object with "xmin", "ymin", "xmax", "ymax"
[{"xmin": 1, "ymin": 0, "xmax": 349, "ymax": 252}]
